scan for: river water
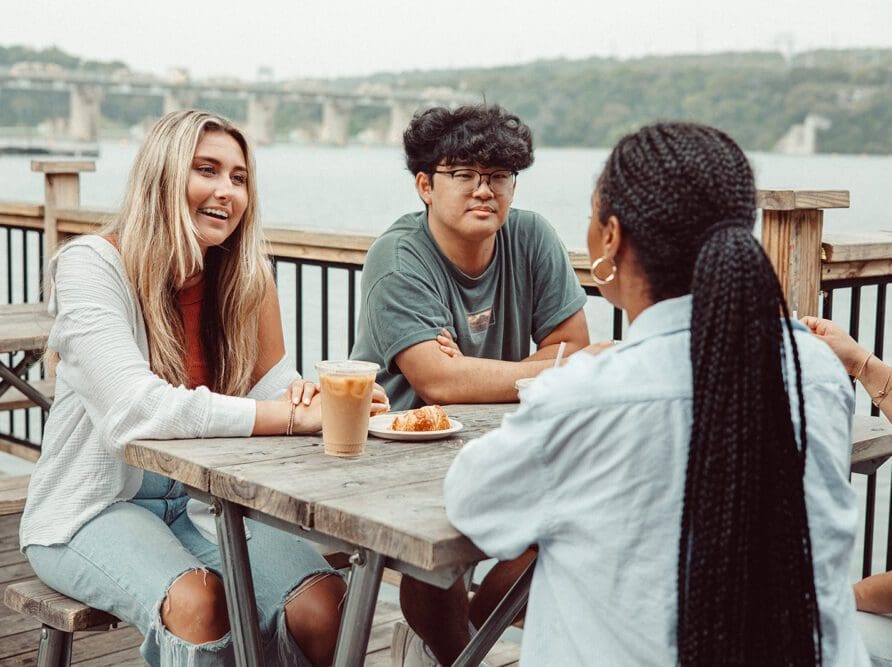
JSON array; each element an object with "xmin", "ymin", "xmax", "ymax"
[{"xmin": 1, "ymin": 142, "xmax": 891, "ymax": 580}]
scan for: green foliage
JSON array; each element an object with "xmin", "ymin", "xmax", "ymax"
[
  {"xmin": 365, "ymin": 50, "xmax": 892, "ymax": 154},
  {"xmin": 2, "ymin": 43, "xmax": 891, "ymax": 153}
]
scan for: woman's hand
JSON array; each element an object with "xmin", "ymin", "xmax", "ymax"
[
  {"xmin": 370, "ymin": 383, "xmax": 390, "ymax": 414},
  {"xmin": 287, "ymin": 379, "xmax": 318, "ymax": 406},
  {"xmin": 436, "ymin": 328, "xmax": 463, "ymax": 358},
  {"xmin": 799, "ymin": 316, "xmax": 868, "ymax": 375}
]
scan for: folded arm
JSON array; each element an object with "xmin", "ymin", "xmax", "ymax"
[{"xmin": 397, "ymin": 310, "xmax": 588, "ymax": 404}]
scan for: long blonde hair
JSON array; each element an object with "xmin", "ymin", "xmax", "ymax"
[{"xmin": 101, "ymin": 109, "xmax": 270, "ymax": 396}]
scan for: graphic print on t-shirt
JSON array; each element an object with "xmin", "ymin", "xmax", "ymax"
[{"xmin": 467, "ymin": 307, "xmax": 495, "ymax": 334}]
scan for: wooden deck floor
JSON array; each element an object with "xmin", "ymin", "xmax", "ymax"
[{"xmin": 0, "ymin": 513, "xmax": 519, "ymax": 666}]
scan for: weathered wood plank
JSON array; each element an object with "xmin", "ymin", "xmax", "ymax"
[
  {"xmin": 823, "ymin": 258, "xmax": 892, "ymax": 282},
  {"xmin": 124, "ymin": 437, "xmax": 319, "ymax": 491},
  {"xmin": 265, "ymin": 227, "xmax": 376, "ymax": 252},
  {"xmin": 0, "ymin": 214, "xmax": 43, "ymax": 231},
  {"xmin": 0, "ymin": 380, "xmax": 54, "ymax": 412},
  {"xmin": 756, "ymin": 190, "xmax": 850, "ymax": 210},
  {"xmin": 0, "ymin": 546, "xmax": 27, "ymax": 568},
  {"xmin": 0, "ymin": 476, "xmax": 30, "ymax": 516},
  {"xmin": 206, "ymin": 404, "xmax": 513, "ymax": 535},
  {"xmin": 209, "ymin": 436, "xmax": 466, "ymax": 529},
  {"xmin": 0, "ymin": 625, "xmax": 143, "ymax": 666},
  {"xmin": 0, "ymin": 513, "xmax": 21, "ymax": 538},
  {"xmin": 762, "ymin": 208, "xmax": 823, "ymax": 317},
  {"xmin": 0, "ymin": 202, "xmax": 42, "ymax": 218},
  {"xmin": 0, "ymin": 304, "xmax": 53, "ymax": 354},
  {"xmin": 822, "ymin": 232, "xmax": 892, "ymax": 263},
  {"xmin": 3, "ymin": 579, "xmax": 118, "ymax": 632},
  {"xmin": 30, "ymin": 161, "xmax": 96, "ymax": 174},
  {"xmin": 0, "ymin": 438, "xmax": 40, "ymax": 464},
  {"xmin": 314, "ymin": 477, "xmax": 484, "ymax": 570},
  {"xmin": 851, "ymin": 415, "xmax": 892, "ymax": 475}
]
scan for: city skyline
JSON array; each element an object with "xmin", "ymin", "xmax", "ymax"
[{"xmin": 3, "ymin": 0, "xmax": 891, "ymax": 81}]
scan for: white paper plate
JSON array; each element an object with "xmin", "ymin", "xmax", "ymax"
[{"xmin": 368, "ymin": 413, "xmax": 464, "ymax": 441}]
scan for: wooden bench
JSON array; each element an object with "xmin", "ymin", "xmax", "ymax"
[
  {"xmin": 4, "ymin": 579, "xmax": 119, "ymax": 667},
  {"xmin": 0, "ymin": 474, "xmax": 30, "ymax": 515},
  {"xmin": 0, "ymin": 378, "xmax": 55, "ymax": 412}
]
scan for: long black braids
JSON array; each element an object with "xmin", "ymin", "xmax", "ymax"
[{"xmin": 597, "ymin": 123, "xmax": 821, "ymax": 665}]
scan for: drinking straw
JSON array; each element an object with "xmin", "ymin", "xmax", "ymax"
[{"xmin": 554, "ymin": 341, "xmax": 566, "ymax": 368}]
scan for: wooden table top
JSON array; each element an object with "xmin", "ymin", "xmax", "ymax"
[
  {"xmin": 125, "ymin": 403, "xmax": 515, "ymax": 572},
  {"xmin": 124, "ymin": 404, "xmax": 892, "ymax": 571},
  {"xmin": 851, "ymin": 414, "xmax": 892, "ymax": 475},
  {"xmin": 0, "ymin": 303, "xmax": 53, "ymax": 354}
]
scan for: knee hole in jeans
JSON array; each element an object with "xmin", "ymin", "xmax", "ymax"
[
  {"xmin": 160, "ymin": 568, "xmax": 230, "ymax": 644},
  {"xmin": 284, "ymin": 572, "xmax": 346, "ymax": 666}
]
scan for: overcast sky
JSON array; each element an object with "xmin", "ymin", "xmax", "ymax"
[{"xmin": 4, "ymin": 0, "xmax": 891, "ymax": 81}]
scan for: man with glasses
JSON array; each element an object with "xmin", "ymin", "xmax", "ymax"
[{"xmin": 351, "ymin": 104, "xmax": 589, "ymax": 666}]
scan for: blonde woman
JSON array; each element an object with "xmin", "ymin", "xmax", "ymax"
[{"xmin": 20, "ymin": 110, "xmax": 386, "ymax": 666}]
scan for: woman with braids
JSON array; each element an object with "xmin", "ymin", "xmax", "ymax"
[
  {"xmin": 20, "ymin": 110, "xmax": 386, "ymax": 666},
  {"xmin": 444, "ymin": 122, "xmax": 868, "ymax": 665}
]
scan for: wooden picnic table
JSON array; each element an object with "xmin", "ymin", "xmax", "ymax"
[
  {"xmin": 124, "ymin": 403, "xmax": 515, "ymax": 667},
  {"xmin": 122, "ymin": 401, "xmax": 892, "ymax": 667},
  {"xmin": 851, "ymin": 414, "xmax": 892, "ymax": 474},
  {"xmin": 0, "ymin": 303, "xmax": 54, "ymax": 411}
]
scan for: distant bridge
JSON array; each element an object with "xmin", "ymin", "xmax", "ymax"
[{"xmin": 0, "ymin": 66, "xmax": 474, "ymax": 146}]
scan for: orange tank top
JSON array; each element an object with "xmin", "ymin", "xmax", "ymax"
[
  {"xmin": 177, "ymin": 278, "xmax": 211, "ymax": 390},
  {"xmin": 104, "ymin": 235, "xmax": 210, "ymax": 389}
]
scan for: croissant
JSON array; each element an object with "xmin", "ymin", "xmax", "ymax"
[{"xmin": 391, "ymin": 405, "xmax": 451, "ymax": 432}]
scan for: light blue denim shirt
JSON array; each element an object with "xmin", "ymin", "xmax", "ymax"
[{"xmin": 445, "ymin": 295, "xmax": 869, "ymax": 666}]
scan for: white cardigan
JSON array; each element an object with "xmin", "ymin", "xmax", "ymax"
[{"xmin": 20, "ymin": 236, "xmax": 296, "ymax": 548}]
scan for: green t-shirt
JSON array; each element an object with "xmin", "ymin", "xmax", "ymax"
[{"xmin": 350, "ymin": 208, "xmax": 587, "ymax": 410}]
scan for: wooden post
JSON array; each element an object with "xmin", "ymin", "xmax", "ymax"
[
  {"xmin": 31, "ymin": 161, "xmax": 94, "ymax": 380},
  {"xmin": 758, "ymin": 189, "xmax": 849, "ymax": 317},
  {"xmin": 31, "ymin": 161, "xmax": 96, "ymax": 270}
]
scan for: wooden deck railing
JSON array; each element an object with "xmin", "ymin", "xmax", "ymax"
[{"xmin": 2, "ymin": 162, "xmax": 892, "ymax": 576}]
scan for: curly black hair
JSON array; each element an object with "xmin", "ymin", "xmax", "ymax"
[{"xmin": 403, "ymin": 105, "xmax": 534, "ymax": 176}]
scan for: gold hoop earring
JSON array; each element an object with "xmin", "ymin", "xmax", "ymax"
[{"xmin": 590, "ymin": 257, "xmax": 617, "ymax": 286}]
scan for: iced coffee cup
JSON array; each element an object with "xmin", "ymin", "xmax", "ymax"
[{"xmin": 315, "ymin": 360, "xmax": 379, "ymax": 457}]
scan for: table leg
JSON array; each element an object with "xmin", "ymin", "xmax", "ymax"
[
  {"xmin": 213, "ymin": 498, "xmax": 264, "ymax": 667},
  {"xmin": 333, "ymin": 549, "xmax": 385, "ymax": 667},
  {"xmin": 452, "ymin": 558, "xmax": 535, "ymax": 667}
]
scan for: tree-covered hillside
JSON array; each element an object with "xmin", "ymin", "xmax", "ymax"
[
  {"xmin": 2, "ymin": 45, "xmax": 891, "ymax": 153},
  {"xmin": 355, "ymin": 50, "xmax": 892, "ymax": 153}
]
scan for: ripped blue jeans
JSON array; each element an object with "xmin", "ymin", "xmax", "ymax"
[{"xmin": 25, "ymin": 472, "xmax": 334, "ymax": 666}]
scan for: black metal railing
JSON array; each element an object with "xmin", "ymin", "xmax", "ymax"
[
  {"xmin": 2, "ymin": 218, "xmax": 888, "ymax": 581},
  {"xmin": 269, "ymin": 261, "xmax": 623, "ymax": 378},
  {"xmin": 0, "ymin": 224, "xmax": 46, "ymax": 448},
  {"xmin": 822, "ymin": 276, "xmax": 892, "ymax": 577}
]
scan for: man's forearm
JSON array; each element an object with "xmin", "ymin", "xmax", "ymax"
[
  {"xmin": 411, "ymin": 355, "xmax": 557, "ymax": 404},
  {"xmin": 525, "ymin": 341, "xmax": 584, "ymax": 361}
]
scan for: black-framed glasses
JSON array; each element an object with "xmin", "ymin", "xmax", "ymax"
[{"xmin": 432, "ymin": 168, "xmax": 518, "ymax": 195}]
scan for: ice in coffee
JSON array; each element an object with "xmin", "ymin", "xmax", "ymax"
[{"xmin": 315, "ymin": 360, "xmax": 379, "ymax": 457}]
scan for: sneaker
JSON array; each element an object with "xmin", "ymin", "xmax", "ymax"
[
  {"xmin": 391, "ymin": 621, "xmax": 493, "ymax": 667},
  {"xmin": 391, "ymin": 621, "xmax": 438, "ymax": 667}
]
